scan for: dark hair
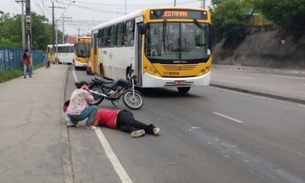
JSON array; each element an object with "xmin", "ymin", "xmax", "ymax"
[
  {"xmin": 23, "ymin": 49, "xmax": 29, "ymax": 59},
  {"xmin": 75, "ymin": 81, "xmax": 88, "ymax": 89}
]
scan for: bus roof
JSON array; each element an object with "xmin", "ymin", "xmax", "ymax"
[
  {"xmin": 47, "ymin": 43, "xmax": 74, "ymax": 47},
  {"xmin": 91, "ymin": 6, "xmax": 209, "ymax": 31}
]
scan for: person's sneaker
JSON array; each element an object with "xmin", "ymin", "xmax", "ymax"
[
  {"xmin": 86, "ymin": 125, "xmax": 97, "ymax": 130},
  {"xmin": 131, "ymin": 129, "xmax": 145, "ymax": 138},
  {"xmin": 153, "ymin": 127, "xmax": 160, "ymax": 136}
]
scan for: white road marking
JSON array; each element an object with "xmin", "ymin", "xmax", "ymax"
[
  {"xmin": 95, "ymin": 128, "xmax": 133, "ymax": 183},
  {"xmin": 72, "ymin": 67, "xmax": 133, "ymax": 183},
  {"xmin": 213, "ymin": 112, "xmax": 244, "ymax": 124},
  {"xmin": 272, "ymin": 75, "xmax": 305, "ymax": 80},
  {"xmin": 73, "ymin": 67, "xmax": 78, "ymax": 82},
  {"xmin": 238, "ymin": 76, "xmax": 253, "ymax": 80}
]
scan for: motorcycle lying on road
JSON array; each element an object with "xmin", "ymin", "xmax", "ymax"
[{"xmin": 88, "ymin": 66, "xmax": 143, "ymax": 110}]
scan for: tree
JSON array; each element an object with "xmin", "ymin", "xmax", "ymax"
[
  {"xmin": 210, "ymin": 0, "xmax": 248, "ymax": 46},
  {"xmin": 254, "ymin": 0, "xmax": 305, "ymax": 39},
  {"xmin": 0, "ymin": 11, "xmax": 64, "ymax": 50}
]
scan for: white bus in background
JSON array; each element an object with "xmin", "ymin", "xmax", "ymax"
[{"xmin": 47, "ymin": 43, "xmax": 74, "ymax": 64}]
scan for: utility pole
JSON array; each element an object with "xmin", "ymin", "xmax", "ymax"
[
  {"xmin": 174, "ymin": 0, "xmax": 176, "ymax": 6},
  {"xmin": 15, "ymin": 0, "xmax": 26, "ymax": 49},
  {"xmin": 202, "ymin": 0, "xmax": 205, "ymax": 8},
  {"xmin": 77, "ymin": 28, "xmax": 84, "ymax": 36},
  {"xmin": 61, "ymin": 16, "xmax": 72, "ymax": 43},
  {"xmin": 49, "ymin": 3, "xmax": 65, "ymax": 63}
]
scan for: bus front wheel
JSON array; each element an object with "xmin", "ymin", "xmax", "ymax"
[{"xmin": 177, "ymin": 87, "xmax": 190, "ymax": 93}]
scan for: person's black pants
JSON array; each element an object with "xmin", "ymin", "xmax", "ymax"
[{"xmin": 116, "ymin": 110, "xmax": 155, "ymax": 134}]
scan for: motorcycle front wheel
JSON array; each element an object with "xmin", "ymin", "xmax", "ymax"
[
  {"xmin": 122, "ymin": 90, "xmax": 143, "ymax": 110},
  {"xmin": 88, "ymin": 83, "xmax": 105, "ymax": 106}
]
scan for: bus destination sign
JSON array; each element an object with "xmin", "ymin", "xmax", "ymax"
[
  {"xmin": 78, "ymin": 38, "xmax": 91, "ymax": 42},
  {"xmin": 150, "ymin": 9, "xmax": 207, "ymax": 20}
]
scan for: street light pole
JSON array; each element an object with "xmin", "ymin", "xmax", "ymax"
[{"xmin": 174, "ymin": 0, "xmax": 176, "ymax": 6}]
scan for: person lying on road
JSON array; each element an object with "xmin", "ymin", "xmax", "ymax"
[
  {"xmin": 66, "ymin": 81, "xmax": 98, "ymax": 130},
  {"xmin": 92, "ymin": 109, "xmax": 160, "ymax": 138}
]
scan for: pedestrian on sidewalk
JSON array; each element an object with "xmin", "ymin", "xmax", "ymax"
[
  {"xmin": 43, "ymin": 51, "xmax": 50, "ymax": 69},
  {"xmin": 92, "ymin": 109, "xmax": 160, "ymax": 138},
  {"xmin": 66, "ymin": 81, "xmax": 98, "ymax": 130},
  {"xmin": 23, "ymin": 49, "xmax": 32, "ymax": 78}
]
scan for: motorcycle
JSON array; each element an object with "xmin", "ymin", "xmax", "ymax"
[{"xmin": 88, "ymin": 65, "xmax": 143, "ymax": 110}]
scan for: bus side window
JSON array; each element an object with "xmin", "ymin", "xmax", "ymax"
[
  {"xmin": 125, "ymin": 20, "xmax": 135, "ymax": 46},
  {"xmin": 98, "ymin": 29, "xmax": 103, "ymax": 48},
  {"xmin": 116, "ymin": 23, "xmax": 124, "ymax": 47},
  {"xmin": 110, "ymin": 24, "xmax": 116, "ymax": 47},
  {"xmin": 102, "ymin": 27, "xmax": 108, "ymax": 48}
]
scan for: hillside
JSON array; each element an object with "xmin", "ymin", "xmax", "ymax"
[{"xmin": 212, "ymin": 29, "xmax": 305, "ymax": 69}]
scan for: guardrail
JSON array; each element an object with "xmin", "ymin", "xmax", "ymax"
[{"xmin": 0, "ymin": 46, "xmax": 44, "ymax": 73}]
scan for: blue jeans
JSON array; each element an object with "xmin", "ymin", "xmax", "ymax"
[
  {"xmin": 68, "ymin": 106, "xmax": 98, "ymax": 126},
  {"xmin": 24, "ymin": 64, "xmax": 32, "ymax": 77}
]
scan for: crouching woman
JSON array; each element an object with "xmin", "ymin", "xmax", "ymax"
[{"xmin": 66, "ymin": 81, "xmax": 98, "ymax": 130}]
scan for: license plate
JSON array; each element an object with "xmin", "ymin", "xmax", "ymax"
[{"xmin": 174, "ymin": 80, "xmax": 186, "ymax": 85}]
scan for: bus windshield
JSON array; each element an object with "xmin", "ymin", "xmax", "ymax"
[
  {"xmin": 75, "ymin": 43, "xmax": 90, "ymax": 57},
  {"xmin": 145, "ymin": 22, "xmax": 210, "ymax": 61}
]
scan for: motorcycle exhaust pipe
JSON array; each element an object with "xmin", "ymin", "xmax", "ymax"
[{"xmin": 90, "ymin": 90, "xmax": 107, "ymax": 97}]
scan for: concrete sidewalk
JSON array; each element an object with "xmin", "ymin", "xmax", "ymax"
[{"xmin": 0, "ymin": 65, "xmax": 71, "ymax": 183}]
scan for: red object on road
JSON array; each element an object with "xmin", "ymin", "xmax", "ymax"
[{"xmin": 86, "ymin": 59, "xmax": 94, "ymax": 75}]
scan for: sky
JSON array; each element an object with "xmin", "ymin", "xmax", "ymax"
[{"xmin": 2, "ymin": 0, "xmax": 211, "ymax": 35}]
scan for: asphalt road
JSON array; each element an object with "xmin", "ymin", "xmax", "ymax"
[{"xmin": 65, "ymin": 67, "xmax": 305, "ymax": 183}]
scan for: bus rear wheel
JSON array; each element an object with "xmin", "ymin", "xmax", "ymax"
[{"xmin": 177, "ymin": 87, "xmax": 190, "ymax": 93}]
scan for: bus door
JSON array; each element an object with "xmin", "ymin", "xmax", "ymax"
[
  {"xmin": 135, "ymin": 22, "xmax": 144, "ymax": 86},
  {"xmin": 93, "ymin": 33, "xmax": 99, "ymax": 73}
]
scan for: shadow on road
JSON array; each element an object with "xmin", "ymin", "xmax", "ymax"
[{"xmin": 138, "ymin": 88, "xmax": 203, "ymax": 98}]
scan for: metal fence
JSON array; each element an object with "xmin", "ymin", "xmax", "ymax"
[{"xmin": 0, "ymin": 46, "xmax": 44, "ymax": 73}]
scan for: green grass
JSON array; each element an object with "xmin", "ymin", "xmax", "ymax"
[{"xmin": 0, "ymin": 62, "xmax": 45, "ymax": 83}]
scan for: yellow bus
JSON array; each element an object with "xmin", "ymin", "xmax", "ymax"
[
  {"xmin": 90, "ymin": 7, "xmax": 215, "ymax": 93},
  {"xmin": 73, "ymin": 36, "xmax": 91, "ymax": 69}
]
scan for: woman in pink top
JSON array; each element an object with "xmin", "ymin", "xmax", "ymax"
[{"xmin": 66, "ymin": 81, "xmax": 98, "ymax": 130}]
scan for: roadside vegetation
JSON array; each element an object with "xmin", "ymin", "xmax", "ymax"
[
  {"xmin": 0, "ymin": 10, "xmax": 62, "ymax": 82},
  {"xmin": 211, "ymin": 0, "xmax": 305, "ymax": 44}
]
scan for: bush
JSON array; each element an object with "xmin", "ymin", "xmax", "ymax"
[
  {"xmin": 0, "ymin": 62, "xmax": 44, "ymax": 83},
  {"xmin": 0, "ymin": 69, "xmax": 23, "ymax": 83}
]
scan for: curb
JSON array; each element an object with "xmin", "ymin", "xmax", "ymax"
[
  {"xmin": 210, "ymin": 83, "xmax": 305, "ymax": 105},
  {"xmin": 212, "ymin": 65, "xmax": 305, "ymax": 75},
  {"xmin": 60, "ymin": 66, "xmax": 74, "ymax": 183}
]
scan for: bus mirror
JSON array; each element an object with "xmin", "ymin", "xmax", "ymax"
[
  {"xmin": 210, "ymin": 25, "xmax": 216, "ymax": 49},
  {"xmin": 138, "ymin": 23, "xmax": 146, "ymax": 35}
]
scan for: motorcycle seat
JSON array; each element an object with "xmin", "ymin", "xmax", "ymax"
[{"xmin": 93, "ymin": 77, "xmax": 114, "ymax": 84}]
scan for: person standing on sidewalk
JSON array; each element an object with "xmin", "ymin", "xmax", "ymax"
[
  {"xmin": 23, "ymin": 49, "xmax": 32, "ymax": 78},
  {"xmin": 43, "ymin": 51, "xmax": 50, "ymax": 69},
  {"xmin": 92, "ymin": 109, "xmax": 160, "ymax": 137},
  {"xmin": 66, "ymin": 81, "xmax": 98, "ymax": 130}
]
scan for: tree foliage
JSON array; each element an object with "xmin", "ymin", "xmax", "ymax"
[
  {"xmin": 254, "ymin": 0, "xmax": 305, "ymax": 38},
  {"xmin": 210, "ymin": 0, "xmax": 248, "ymax": 44},
  {"xmin": 0, "ymin": 11, "xmax": 64, "ymax": 50}
]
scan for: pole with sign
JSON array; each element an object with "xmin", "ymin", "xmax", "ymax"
[{"xmin": 281, "ymin": 39, "xmax": 285, "ymax": 60}]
